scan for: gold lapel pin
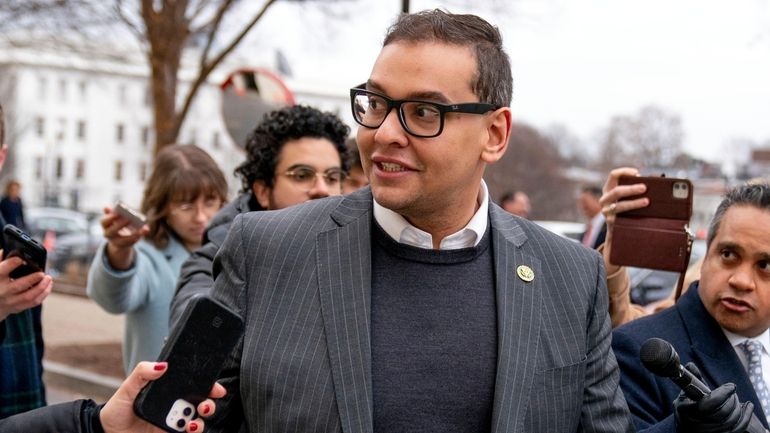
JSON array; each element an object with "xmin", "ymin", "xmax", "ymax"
[{"xmin": 516, "ymin": 265, "xmax": 534, "ymax": 282}]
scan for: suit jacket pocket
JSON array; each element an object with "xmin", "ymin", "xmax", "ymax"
[{"xmin": 523, "ymin": 356, "xmax": 588, "ymax": 432}]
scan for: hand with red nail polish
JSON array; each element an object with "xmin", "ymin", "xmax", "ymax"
[{"xmin": 99, "ymin": 361, "xmax": 226, "ymax": 433}]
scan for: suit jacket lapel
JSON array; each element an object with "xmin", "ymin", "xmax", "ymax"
[
  {"xmin": 488, "ymin": 206, "xmax": 542, "ymax": 433},
  {"xmin": 681, "ymin": 286, "xmax": 769, "ymax": 427},
  {"xmin": 317, "ymin": 189, "xmax": 374, "ymax": 433}
]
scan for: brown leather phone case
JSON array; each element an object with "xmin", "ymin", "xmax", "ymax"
[{"xmin": 609, "ymin": 176, "xmax": 693, "ymax": 272}]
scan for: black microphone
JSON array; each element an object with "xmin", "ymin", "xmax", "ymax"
[
  {"xmin": 640, "ymin": 337, "xmax": 710, "ymax": 400},
  {"xmin": 640, "ymin": 337, "xmax": 770, "ymax": 433}
]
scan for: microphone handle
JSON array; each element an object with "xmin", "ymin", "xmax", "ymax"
[{"xmin": 670, "ymin": 366, "xmax": 710, "ymax": 401}]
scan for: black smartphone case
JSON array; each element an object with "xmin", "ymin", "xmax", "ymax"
[
  {"xmin": 610, "ymin": 176, "xmax": 693, "ymax": 272},
  {"xmin": 2, "ymin": 224, "xmax": 47, "ymax": 279},
  {"xmin": 133, "ymin": 295, "xmax": 243, "ymax": 432}
]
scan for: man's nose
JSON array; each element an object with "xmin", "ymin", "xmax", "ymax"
[
  {"xmin": 308, "ymin": 176, "xmax": 332, "ymax": 199},
  {"xmin": 728, "ymin": 266, "xmax": 757, "ymax": 292},
  {"xmin": 373, "ymin": 108, "xmax": 408, "ymax": 147}
]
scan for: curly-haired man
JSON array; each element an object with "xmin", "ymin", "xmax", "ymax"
[{"xmin": 170, "ymin": 104, "xmax": 350, "ymax": 325}]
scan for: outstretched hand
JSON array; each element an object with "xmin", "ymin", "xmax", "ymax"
[
  {"xmin": 100, "ymin": 206, "xmax": 150, "ymax": 270},
  {"xmin": 100, "ymin": 361, "xmax": 225, "ymax": 433}
]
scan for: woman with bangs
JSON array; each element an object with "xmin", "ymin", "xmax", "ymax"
[{"xmin": 87, "ymin": 144, "xmax": 227, "ymax": 373}]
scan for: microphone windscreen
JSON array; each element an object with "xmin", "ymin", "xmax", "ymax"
[{"xmin": 640, "ymin": 337, "xmax": 680, "ymax": 378}]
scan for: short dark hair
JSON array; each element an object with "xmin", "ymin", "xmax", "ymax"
[
  {"xmin": 707, "ymin": 183, "xmax": 770, "ymax": 247},
  {"xmin": 0, "ymin": 102, "xmax": 5, "ymax": 145},
  {"xmin": 234, "ymin": 105, "xmax": 350, "ymax": 192},
  {"xmin": 582, "ymin": 186, "xmax": 603, "ymax": 198},
  {"xmin": 383, "ymin": 9, "xmax": 512, "ymax": 108}
]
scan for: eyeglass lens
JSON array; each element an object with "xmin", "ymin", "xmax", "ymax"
[{"xmin": 352, "ymin": 92, "xmax": 442, "ymax": 137}]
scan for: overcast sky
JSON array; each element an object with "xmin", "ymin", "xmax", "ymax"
[{"xmin": 239, "ymin": 0, "xmax": 770, "ymax": 164}]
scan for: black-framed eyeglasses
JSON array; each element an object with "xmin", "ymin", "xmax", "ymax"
[
  {"xmin": 349, "ymin": 84, "xmax": 500, "ymax": 138},
  {"xmin": 281, "ymin": 166, "xmax": 347, "ymax": 191}
]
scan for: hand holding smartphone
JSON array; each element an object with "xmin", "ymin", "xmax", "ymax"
[
  {"xmin": 2, "ymin": 224, "xmax": 47, "ymax": 279},
  {"xmin": 133, "ymin": 295, "xmax": 243, "ymax": 432},
  {"xmin": 609, "ymin": 175, "xmax": 693, "ymax": 272}
]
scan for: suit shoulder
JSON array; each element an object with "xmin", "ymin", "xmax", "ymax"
[
  {"xmin": 515, "ymin": 217, "xmax": 600, "ymax": 262},
  {"xmin": 613, "ymin": 305, "xmax": 682, "ymax": 343},
  {"xmin": 233, "ymin": 195, "xmax": 347, "ymax": 237}
]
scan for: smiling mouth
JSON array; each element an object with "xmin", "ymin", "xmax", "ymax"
[{"xmin": 379, "ymin": 162, "xmax": 407, "ymax": 172}]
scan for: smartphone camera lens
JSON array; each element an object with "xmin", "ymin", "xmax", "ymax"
[
  {"xmin": 183, "ymin": 407, "xmax": 193, "ymax": 416},
  {"xmin": 177, "ymin": 419, "xmax": 186, "ymax": 428}
]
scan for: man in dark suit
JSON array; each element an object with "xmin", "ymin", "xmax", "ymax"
[
  {"xmin": 207, "ymin": 10, "xmax": 632, "ymax": 433},
  {"xmin": 613, "ymin": 183, "xmax": 770, "ymax": 432}
]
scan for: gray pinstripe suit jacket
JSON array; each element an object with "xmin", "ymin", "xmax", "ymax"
[{"xmin": 208, "ymin": 188, "xmax": 632, "ymax": 433}]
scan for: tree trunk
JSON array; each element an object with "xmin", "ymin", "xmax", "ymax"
[{"xmin": 142, "ymin": 0, "xmax": 190, "ymax": 154}]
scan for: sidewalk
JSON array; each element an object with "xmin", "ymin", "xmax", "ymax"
[{"xmin": 42, "ymin": 290, "xmax": 126, "ymax": 403}]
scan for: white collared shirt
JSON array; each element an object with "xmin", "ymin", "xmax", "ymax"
[
  {"xmin": 723, "ymin": 328, "xmax": 770, "ymax": 386},
  {"xmin": 585, "ymin": 212, "xmax": 606, "ymax": 247},
  {"xmin": 373, "ymin": 181, "xmax": 490, "ymax": 250}
]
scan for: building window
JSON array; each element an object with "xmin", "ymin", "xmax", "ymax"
[
  {"xmin": 116, "ymin": 123, "xmax": 124, "ymax": 143},
  {"xmin": 212, "ymin": 131, "xmax": 220, "ymax": 149},
  {"xmin": 78, "ymin": 81, "xmax": 87, "ymax": 102},
  {"xmin": 56, "ymin": 118, "xmax": 66, "ymax": 141},
  {"xmin": 35, "ymin": 117, "xmax": 45, "ymax": 137},
  {"xmin": 144, "ymin": 84, "xmax": 152, "ymax": 107},
  {"xmin": 59, "ymin": 78, "xmax": 67, "ymax": 102},
  {"xmin": 139, "ymin": 162, "xmax": 147, "ymax": 181},
  {"xmin": 77, "ymin": 120, "xmax": 86, "ymax": 140},
  {"xmin": 38, "ymin": 77, "xmax": 47, "ymax": 100},
  {"xmin": 141, "ymin": 126, "xmax": 150, "ymax": 147},
  {"xmin": 114, "ymin": 161, "xmax": 123, "ymax": 181},
  {"xmin": 119, "ymin": 84, "xmax": 127, "ymax": 105},
  {"xmin": 75, "ymin": 159, "xmax": 85, "ymax": 179},
  {"xmin": 55, "ymin": 157, "xmax": 64, "ymax": 179},
  {"xmin": 35, "ymin": 157, "xmax": 44, "ymax": 178}
]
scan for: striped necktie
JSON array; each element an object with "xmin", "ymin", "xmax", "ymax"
[{"xmin": 740, "ymin": 340, "xmax": 770, "ymax": 420}]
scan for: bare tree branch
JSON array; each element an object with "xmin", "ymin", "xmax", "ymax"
[
  {"xmin": 194, "ymin": 0, "xmax": 235, "ymax": 71},
  {"xmin": 173, "ymin": 0, "xmax": 277, "ymax": 145}
]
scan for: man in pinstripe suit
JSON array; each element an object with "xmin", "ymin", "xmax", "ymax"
[{"xmin": 207, "ymin": 9, "xmax": 632, "ymax": 433}]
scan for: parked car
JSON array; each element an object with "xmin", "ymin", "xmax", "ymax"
[
  {"xmin": 629, "ymin": 239, "xmax": 707, "ymax": 305},
  {"xmin": 25, "ymin": 207, "xmax": 89, "ymax": 242},
  {"xmin": 47, "ymin": 217, "xmax": 103, "ymax": 277}
]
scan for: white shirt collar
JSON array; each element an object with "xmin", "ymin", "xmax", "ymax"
[
  {"xmin": 723, "ymin": 328, "xmax": 770, "ymax": 354},
  {"xmin": 373, "ymin": 180, "xmax": 489, "ymax": 250}
]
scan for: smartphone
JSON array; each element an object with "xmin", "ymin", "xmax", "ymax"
[
  {"xmin": 114, "ymin": 201, "xmax": 147, "ymax": 229},
  {"xmin": 2, "ymin": 224, "xmax": 47, "ymax": 279},
  {"xmin": 609, "ymin": 176, "xmax": 694, "ymax": 272},
  {"xmin": 133, "ymin": 295, "xmax": 243, "ymax": 432}
]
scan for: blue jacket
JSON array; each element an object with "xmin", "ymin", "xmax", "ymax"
[
  {"xmin": 87, "ymin": 236, "xmax": 189, "ymax": 373},
  {"xmin": 612, "ymin": 282, "xmax": 769, "ymax": 432}
]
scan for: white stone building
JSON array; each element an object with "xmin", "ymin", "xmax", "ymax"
[{"xmin": 0, "ymin": 39, "xmax": 351, "ymax": 215}]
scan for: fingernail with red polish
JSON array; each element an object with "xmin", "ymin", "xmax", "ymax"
[
  {"xmin": 189, "ymin": 422, "xmax": 198, "ymax": 432},
  {"xmin": 153, "ymin": 362, "xmax": 168, "ymax": 371},
  {"xmin": 203, "ymin": 405, "xmax": 211, "ymax": 415}
]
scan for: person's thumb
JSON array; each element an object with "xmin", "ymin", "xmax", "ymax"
[{"xmin": 116, "ymin": 361, "xmax": 167, "ymax": 400}]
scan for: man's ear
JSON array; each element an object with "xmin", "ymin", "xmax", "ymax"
[
  {"xmin": 251, "ymin": 181, "xmax": 271, "ymax": 210},
  {"xmin": 0, "ymin": 144, "xmax": 7, "ymax": 171},
  {"xmin": 481, "ymin": 107, "xmax": 512, "ymax": 164}
]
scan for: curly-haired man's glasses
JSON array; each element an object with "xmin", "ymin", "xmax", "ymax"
[{"xmin": 281, "ymin": 165, "xmax": 347, "ymax": 192}]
